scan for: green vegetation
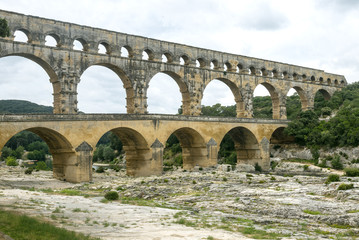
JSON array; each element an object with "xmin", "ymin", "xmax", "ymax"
[
  {"xmin": 5, "ymin": 156, "xmax": 18, "ymax": 166},
  {"xmin": 285, "ymin": 82, "xmax": 359, "ymax": 148},
  {"xmin": 303, "ymin": 209, "xmax": 322, "ymax": 215},
  {"xmin": 104, "ymin": 191, "xmax": 119, "ymax": 201},
  {"xmin": 0, "ymin": 18, "xmax": 10, "ymax": 37},
  {"xmin": 344, "ymin": 168, "xmax": 359, "ymax": 177},
  {"xmin": 325, "ymin": 174, "xmax": 340, "ymax": 184},
  {"xmin": 0, "ymin": 209, "xmax": 99, "ymax": 240},
  {"xmin": 337, "ymin": 183, "xmax": 354, "ymax": 191},
  {"xmin": 0, "ymin": 100, "xmax": 53, "ymax": 114}
]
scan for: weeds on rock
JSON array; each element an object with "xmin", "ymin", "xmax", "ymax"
[
  {"xmin": 104, "ymin": 191, "xmax": 119, "ymax": 201},
  {"xmin": 344, "ymin": 168, "xmax": 359, "ymax": 177},
  {"xmin": 325, "ymin": 174, "xmax": 340, "ymax": 184},
  {"xmin": 337, "ymin": 183, "xmax": 354, "ymax": 191}
]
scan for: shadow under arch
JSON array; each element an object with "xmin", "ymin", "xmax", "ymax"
[
  {"xmin": 315, "ymin": 89, "xmax": 332, "ymax": 101},
  {"xmin": 220, "ymin": 126, "xmax": 262, "ymax": 167},
  {"xmin": 104, "ymin": 127, "xmax": 152, "ymax": 176},
  {"xmin": 169, "ymin": 127, "xmax": 209, "ymax": 170},
  {"xmin": 0, "ymin": 54, "xmax": 59, "ymax": 113},
  {"xmin": 201, "ymin": 77, "xmax": 241, "ymax": 117},
  {"xmin": 79, "ymin": 62, "xmax": 135, "ymax": 113},
  {"xmin": 270, "ymin": 127, "xmax": 295, "ymax": 144},
  {"xmin": 255, "ymin": 82, "xmax": 281, "ymax": 119},
  {"xmin": 146, "ymin": 70, "xmax": 191, "ymax": 115},
  {"xmin": 5, "ymin": 127, "xmax": 76, "ymax": 181},
  {"xmin": 287, "ymin": 86, "xmax": 309, "ymax": 111}
]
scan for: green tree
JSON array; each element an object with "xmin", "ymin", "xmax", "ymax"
[
  {"xmin": 27, "ymin": 150, "xmax": 46, "ymax": 161},
  {"xmin": 5, "ymin": 156, "xmax": 18, "ymax": 166},
  {"xmin": 1, "ymin": 147, "xmax": 12, "ymax": 160},
  {"xmin": 103, "ymin": 146, "xmax": 115, "ymax": 161},
  {"xmin": 0, "ymin": 18, "xmax": 10, "ymax": 37}
]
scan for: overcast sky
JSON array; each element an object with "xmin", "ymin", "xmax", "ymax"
[{"xmin": 0, "ymin": 0, "xmax": 358, "ymax": 114}]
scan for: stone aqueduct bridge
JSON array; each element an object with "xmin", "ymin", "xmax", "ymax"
[{"xmin": 0, "ymin": 10, "xmax": 346, "ymax": 182}]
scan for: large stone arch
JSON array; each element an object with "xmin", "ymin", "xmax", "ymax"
[
  {"xmin": 98, "ymin": 127, "xmax": 152, "ymax": 176},
  {"xmin": 220, "ymin": 126, "xmax": 262, "ymax": 167},
  {"xmin": 0, "ymin": 53, "xmax": 60, "ymax": 113},
  {"xmin": 201, "ymin": 77, "xmax": 242, "ymax": 117},
  {"xmin": 146, "ymin": 70, "xmax": 191, "ymax": 115},
  {"xmin": 315, "ymin": 88, "xmax": 332, "ymax": 100},
  {"xmin": 254, "ymin": 82, "xmax": 282, "ymax": 119},
  {"xmin": 79, "ymin": 62, "xmax": 136, "ymax": 113},
  {"xmin": 166, "ymin": 127, "xmax": 209, "ymax": 170},
  {"xmin": 285, "ymin": 85, "xmax": 310, "ymax": 112},
  {"xmin": 0, "ymin": 127, "xmax": 82, "ymax": 182},
  {"xmin": 270, "ymin": 127, "xmax": 295, "ymax": 144}
]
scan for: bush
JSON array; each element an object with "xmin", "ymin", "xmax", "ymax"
[
  {"xmin": 338, "ymin": 183, "xmax": 354, "ymax": 191},
  {"xmin": 331, "ymin": 155, "xmax": 343, "ymax": 170},
  {"xmin": 344, "ymin": 168, "xmax": 359, "ymax": 177},
  {"xmin": 5, "ymin": 156, "xmax": 18, "ymax": 166},
  {"xmin": 96, "ymin": 166, "xmax": 105, "ymax": 173},
  {"xmin": 25, "ymin": 168, "xmax": 33, "ymax": 174},
  {"xmin": 325, "ymin": 174, "xmax": 340, "ymax": 184},
  {"xmin": 104, "ymin": 191, "xmax": 119, "ymax": 200},
  {"xmin": 36, "ymin": 161, "xmax": 49, "ymax": 171},
  {"xmin": 254, "ymin": 163, "xmax": 262, "ymax": 172}
]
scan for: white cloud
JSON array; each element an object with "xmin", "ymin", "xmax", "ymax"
[{"xmin": 0, "ymin": 0, "xmax": 358, "ymax": 113}]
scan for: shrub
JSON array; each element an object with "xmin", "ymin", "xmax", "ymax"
[
  {"xmin": 5, "ymin": 156, "xmax": 18, "ymax": 166},
  {"xmin": 338, "ymin": 183, "xmax": 354, "ymax": 191},
  {"xmin": 325, "ymin": 174, "xmax": 340, "ymax": 184},
  {"xmin": 25, "ymin": 168, "xmax": 33, "ymax": 174},
  {"xmin": 254, "ymin": 163, "xmax": 262, "ymax": 172},
  {"xmin": 104, "ymin": 191, "xmax": 119, "ymax": 201},
  {"xmin": 303, "ymin": 165, "xmax": 309, "ymax": 171},
  {"xmin": 344, "ymin": 168, "xmax": 359, "ymax": 177},
  {"xmin": 36, "ymin": 161, "xmax": 49, "ymax": 171},
  {"xmin": 270, "ymin": 161, "xmax": 278, "ymax": 170},
  {"xmin": 96, "ymin": 166, "xmax": 105, "ymax": 173},
  {"xmin": 331, "ymin": 155, "xmax": 343, "ymax": 170}
]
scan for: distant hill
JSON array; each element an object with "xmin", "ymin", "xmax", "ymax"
[{"xmin": 0, "ymin": 100, "xmax": 53, "ymax": 114}]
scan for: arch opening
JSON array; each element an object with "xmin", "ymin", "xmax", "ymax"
[
  {"xmin": 179, "ymin": 55, "xmax": 189, "ymax": 65},
  {"xmin": 13, "ymin": 29, "xmax": 29, "ymax": 43},
  {"xmin": 78, "ymin": 64, "xmax": 130, "ymax": 113},
  {"xmin": 314, "ymin": 89, "xmax": 332, "ymax": 117},
  {"xmin": 167, "ymin": 127, "xmax": 207, "ymax": 170},
  {"xmin": 45, "ymin": 35, "xmax": 58, "ymax": 47},
  {"xmin": 147, "ymin": 72, "xmax": 189, "ymax": 114},
  {"xmin": 253, "ymin": 84, "xmax": 273, "ymax": 119},
  {"xmin": 0, "ymin": 55, "xmax": 56, "ymax": 112},
  {"xmin": 162, "ymin": 53, "xmax": 173, "ymax": 63},
  {"xmin": 142, "ymin": 49, "xmax": 154, "ymax": 61},
  {"xmin": 97, "ymin": 127, "xmax": 151, "ymax": 176},
  {"xmin": 219, "ymin": 127, "xmax": 261, "ymax": 169},
  {"xmin": 285, "ymin": 87, "xmax": 308, "ymax": 119},
  {"xmin": 0, "ymin": 128, "xmax": 75, "ymax": 181},
  {"xmin": 201, "ymin": 79, "xmax": 238, "ymax": 117},
  {"xmin": 269, "ymin": 127, "xmax": 295, "ymax": 164},
  {"xmin": 163, "ymin": 134, "xmax": 182, "ymax": 171},
  {"xmin": 73, "ymin": 39, "xmax": 87, "ymax": 51},
  {"xmin": 98, "ymin": 42, "xmax": 110, "ymax": 54},
  {"xmin": 121, "ymin": 46, "xmax": 131, "ymax": 58},
  {"xmin": 196, "ymin": 58, "xmax": 206, "ymax": 68}
]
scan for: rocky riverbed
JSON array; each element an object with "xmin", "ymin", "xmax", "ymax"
[{"xmin": 0, "ymin": 162, "xmax": 359, "ymax": 240}]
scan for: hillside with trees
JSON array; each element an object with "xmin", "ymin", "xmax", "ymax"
[{"xmin": 0, "ymin": 100, "xmax": 53, "ymax": 114}]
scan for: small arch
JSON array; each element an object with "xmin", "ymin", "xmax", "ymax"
[
  {"xmin": 311, "ymin": 76, "xmax": 316, "ymax": 82},
  {"xmin": 283, "ymin": 71, "xmax": 288, "ymax": 79},
  {"xmin": 14, "ymin": 29, "xmax": 30, "ymax": 43},
  {"xmin": 73, "ymin": 38, "xmax": 88, "ymax": 51},
  {"xmin": 224, "ymin": 62, "xmax": 232, "ymax": 72},
  {"xmin": 236, "ymin": 64, "xmax": 243, "ymax": 73},
  {"xmin": 261, "ymin": 68, "xmax": 268, "ymax": 76},
  {"xmin": 45, "ymin": 34, "xmax": 60, "ymax": 47},
  {"xmin": 272, "ymin": 69, "xmax": 279, "ymax": 78},
  {"xmin": 319, "ymin": 77, "xmax": 324, "ymax": 83},
  {"xmin": 302, "ymin": 74, "xmax": 307, "ymax": 81},
  {"xmin": 292, "ymin": 73, "xmax": 298, "ymax": 80},
  {"xmin": 142, "ymin": 49, "xmax": 154, "ymax": 61},
  {"xmin": 316, "ymin": 89, "xmax": 331, "ymax": 101},
  {"xmin": 179, "ymin": 55, "xmax": 190, "ymax": 65},
  {"xmin": 211, "ymin": 59, "xmax": 219, "ymax": 70},
  {"xmin": 121, "ymin": 46, "xmax": 132, "ymax": 58},
  {"xmin": 196, "ymin": 58, "xmax": 206, "ymax": 68},
  {"xmin": 249, "ymin": 66, "xmax": 256, "ymax": 75},
  {"xmin": 162, "ymin": 52, "xmax": 173, "ymax": 63},
  {"xmin": 340, "ymin": 80, "xmax": 345, "ymax": 86},
  {"xmin": 334, "ymin": 79, "xmax": 338, "ymax": 85},
  {"xmin": 98, "ymin": 41, "xmax": 111, "ymax": 54}
]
